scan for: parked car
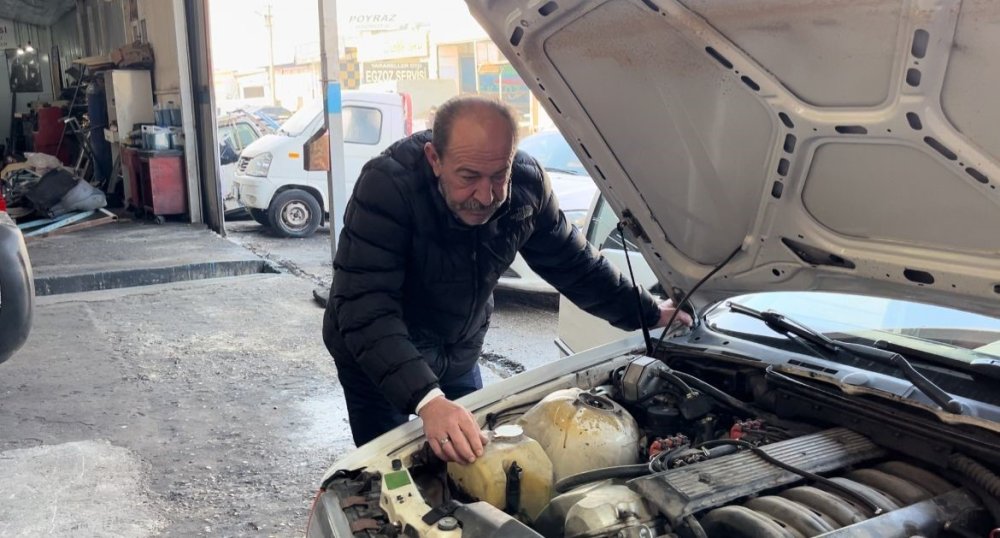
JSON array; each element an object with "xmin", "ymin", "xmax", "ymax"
[
  {"xmin": 217, "ymin": 111, "xmax": 268, "ymax": 215},
  {"xmin": 233, "ymin": 91, "xmax": 413, "ymax": 237},
  {"xmin": 307, "ymin": 2, "xmax": 1000, "ymax": 537},
  {"xmin": 0, "ymin": 210, "xmax": 33, "ymax": 365},
  {"xmin": 499, "ymin": 130, "xmax": 597, "ymax": 294}
]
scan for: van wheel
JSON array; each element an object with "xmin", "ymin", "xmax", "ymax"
[
  {"xmin": 248, "ymin": 208, "xmax": 270, "ymax": 227},
  {"xmin": 268, "ymin": 189, "xmax": 321, "ymax": 238}
]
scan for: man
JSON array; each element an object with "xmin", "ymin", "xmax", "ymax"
[{"xmin": 323, "ymin": 96, "xmax": 691, "ymax": 464}]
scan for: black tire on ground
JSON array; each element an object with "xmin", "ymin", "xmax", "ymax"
[
  {"xmin": 267, "ymin": 189, "xmax": 322, "ymax": 238},
  {"xmin": 248, "ymin": 208, "xmax": 270, "ymax": 226}
]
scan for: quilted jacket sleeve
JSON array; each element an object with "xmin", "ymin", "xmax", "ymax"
[
  {"xmin": 517, "ymin": 158, "xmax": 660, "ymax": 331},
  {"xmin": 331, "ymin": 162, "xmax": 439, "ymax": 414}
]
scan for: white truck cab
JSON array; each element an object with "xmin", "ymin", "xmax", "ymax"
[{"xmin": 233, "ymin": 91, "xmax": 411, "ymax": 237}]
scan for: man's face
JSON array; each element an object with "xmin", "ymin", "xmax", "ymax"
[{"xmin": 424, "ymin": 112, "xmax": 514, "ymax": 226}]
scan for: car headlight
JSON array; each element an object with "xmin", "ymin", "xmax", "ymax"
[
  {"xmin": 245, "ymin": 152, "xmax": 273, "ymax": 177},
  {"xmin": 564, "ymin": 209, "xmax": 589, "ymax": 230}
]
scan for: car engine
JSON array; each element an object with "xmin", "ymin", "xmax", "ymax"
[{"xmin": 323, "ymin": 355, "xmax": 999, "ymax": 538}]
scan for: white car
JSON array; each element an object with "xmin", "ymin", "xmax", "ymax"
[
  {"xmin": 499, "ymin": 130, "xmax": 597, "ymax": 294},
  {"xmin": 216, "ymin": 112, "xmax": 266, "ymax": 216},
  {"xmin": 307, "ymin": 2, "xmax": 1000, "ymax": 537}
]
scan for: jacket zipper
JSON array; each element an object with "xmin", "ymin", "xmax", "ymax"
[{"xmin": 459, "ymin": 229, "xmax": 480, "ymax": 340}]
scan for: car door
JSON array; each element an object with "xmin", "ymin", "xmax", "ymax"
[{"xmin": 556, "ymin": 195, "xmax": 659, "ymax": 356}]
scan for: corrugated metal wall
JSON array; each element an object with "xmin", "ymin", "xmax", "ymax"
[
  {"xmin": 50, "ymin": 8, "xmax": 82, "ymax": 91},
  {"xmin": 77, "ymin": 0, "xmax": 127, "ymax": 56}
]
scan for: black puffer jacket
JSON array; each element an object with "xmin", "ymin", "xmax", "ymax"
[{"xmin": 323, "ymin": 131, "xmax": 659, "ymax": 414}]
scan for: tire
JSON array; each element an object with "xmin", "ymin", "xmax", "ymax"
[
  {"xmin": 268, "ymin": 189, "xmax": 321, "ymax": 238},
  {"xmin": 248, "ymin": 208, "xmax": 270, "ymax": 226}
]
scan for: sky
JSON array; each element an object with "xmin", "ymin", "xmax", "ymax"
[{"xmin": 207, "ymin": 0, "xmax": 485, "ymax": 72}]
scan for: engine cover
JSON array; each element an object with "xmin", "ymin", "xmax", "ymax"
[{"xmin": 628, "ymin": 428, "xmax": 885, "ymax": 525}]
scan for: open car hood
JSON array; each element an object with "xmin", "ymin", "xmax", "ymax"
[{"xmin": 466, "ymin": 0, "xmax": 1000, "ymax": 316}]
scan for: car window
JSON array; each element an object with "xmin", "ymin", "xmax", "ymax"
[
  {"xmin": 234, "ymin": 123, "xmax": 258, "ymax": 149},
  {"xmin": 587, "ymin": 196, "xmax": 637, "ymax": 251},
  {"xmin": 343, "ymin": 106, "xmax": 382, "ymax": 145},
  {"xmin": 518, "ymin": 131, "xmax": 587, "ymax": 176},
  {"xmin": 218, "ymin": 125, "xmax": 236, "ymax": 148}
]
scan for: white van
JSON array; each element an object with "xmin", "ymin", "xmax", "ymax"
[{"xmin": 232, "ymin": 91, "xmax": 412, "ymax": 237}]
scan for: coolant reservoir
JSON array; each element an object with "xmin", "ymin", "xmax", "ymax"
[
  {"xmin": 446, "ymin": 424, "xmax": 554, "ymax": 521},
  {"xmin": 518, "ymin": 388, "xmax": 640, "ymax": 482}
]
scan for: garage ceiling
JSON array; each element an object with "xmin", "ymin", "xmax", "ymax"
[{"xmin": 1, "ymin": 0, "xmax": 76, "ymax": 26}]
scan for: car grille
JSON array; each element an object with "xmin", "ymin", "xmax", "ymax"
[{"xmin": 237, "ymin": 156, "xmax": 251, "ymax": 173}]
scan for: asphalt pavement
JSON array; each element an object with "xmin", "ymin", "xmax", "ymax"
[{"xmin": 1, "ymin": 218, "xmax": 561, "ymax": 536}]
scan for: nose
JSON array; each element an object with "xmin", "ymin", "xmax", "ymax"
[{"xmin": 472, "ymin": 179, "xmax": 494, "ymax": 207}]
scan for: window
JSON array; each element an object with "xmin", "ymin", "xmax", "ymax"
[
  {"xmin": 217, "ymin": 122, "xmax": 259, "ymax": 151},
  {"xmin": 343, "ymin": 106, "xmax": 382, "ymax": 145},
  {"xmin": 587, "ymin": 196, "xmax": 636, "ymax": 251},
  {"xmin": 243, "ymin": 86, "xmax": 265, "ymax": 99},
  {"xmin": 233, "ymin": 123, "xmax": 258, "ymax": 149}
]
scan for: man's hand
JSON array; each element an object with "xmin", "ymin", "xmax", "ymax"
[
  {"xmin": 653, "ymin": 299, "xmax": 693, "ymax": 329},
  {"xmin": 419, "ymin": 396, "xmax": 489, "ymax": 464}
]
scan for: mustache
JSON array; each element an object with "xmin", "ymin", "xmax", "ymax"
[{"xmin": 459, "ymin": 198, "xmax": 502, "ymax": 211}]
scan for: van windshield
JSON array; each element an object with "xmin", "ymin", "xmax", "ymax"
[{"xmin": 276, "ymin": 100, "xmax": 323, "ymax": 137}]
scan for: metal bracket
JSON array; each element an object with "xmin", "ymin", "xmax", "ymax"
[{"xmin": 619, "ymin": 209, "xmax": 650, "ymax": 243}]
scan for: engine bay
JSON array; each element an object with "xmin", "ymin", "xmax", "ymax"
[{"xmin": 322, "ymin": 354, "xmax": 1000, "ymax": 537}]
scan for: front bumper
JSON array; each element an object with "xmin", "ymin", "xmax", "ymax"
[{"xmin": 232, "ymin": 175, "xmax": 276, "ymax": 211}]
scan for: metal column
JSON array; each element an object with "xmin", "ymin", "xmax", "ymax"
[{"xmin": 317, "ymin": 0, "xmax": 348, "ymax": 271}]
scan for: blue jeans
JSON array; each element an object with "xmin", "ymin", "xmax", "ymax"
[{"xmin": 335, "ymin": 358, "xmax": 484, "ymax": 447}]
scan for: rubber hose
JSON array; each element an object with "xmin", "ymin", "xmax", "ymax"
[
  {"xmin": 554, "ymin": 464, "xmax": 649, "ymax": 493},
  {"xmin": 959, "ymin": 479, "xmax": 1000, "ymax": 527},
  {"xmin": 950, "ymin": 453, "xmax": 1000, "ymax": 498},
  {"xmin": 672, "ymin": 371, "xmax": 757, "ymax": 416},
  {"xmin": 684, "ymin": 515, "xmax": 709, "ymax": 538}
]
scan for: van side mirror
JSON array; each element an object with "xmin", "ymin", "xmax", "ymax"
[
  {"xmin": 219, "ymin": 139, "xmax": 239, "ymax": 165},
  {"xmin": 303, "ymin": 128, "xmax": 330, "ymax": 171}
]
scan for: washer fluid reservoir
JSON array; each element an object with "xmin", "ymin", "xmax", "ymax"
[
  {"xmin": 518, "ymin": 388, "xmax": 640, "ymax": 482},
  {"xmin": 446, "ymin": 424, "xmax": 554, "ymax": 521}
]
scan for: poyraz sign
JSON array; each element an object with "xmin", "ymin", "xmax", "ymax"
[
  {"xmin": 0, "ymin": 19, "xmax": 15, "ymax": 50},
  {"xmin": 346, "ymin": 13, "xmax": 400, "ymax": 32}
]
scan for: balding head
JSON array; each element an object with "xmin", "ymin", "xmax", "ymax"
[{"xmin": 431, "ymin": 96, "xmax": 519, "ymax": 157}]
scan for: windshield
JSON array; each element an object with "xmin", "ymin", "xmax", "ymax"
[
  {"xmin": 277, "ymin": 100, "xmax": 323, "ymax": 137},
  {"xmin": 708, "ymin": 292, "xmax": 1000, "ymax": 360},
  {"xmin": 518, "ymin": 131, "xmax": 588, "ymax": 176}
]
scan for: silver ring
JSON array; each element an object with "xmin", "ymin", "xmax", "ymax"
[{"xmin": 439, "ymin": 437, "xmax": 450, "ymax": 445}]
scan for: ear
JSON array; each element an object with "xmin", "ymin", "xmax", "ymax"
[{"xmin": 423, "ymin": 142, "xmax": 442, "ymax": 177}]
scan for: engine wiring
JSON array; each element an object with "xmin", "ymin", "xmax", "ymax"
[{"xmin": 483, "ymin": 402, "xmax": 538, "ymax": 430}]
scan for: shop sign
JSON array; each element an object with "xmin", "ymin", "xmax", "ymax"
[
  {"xmin": 363, "ymin": 62, "xmax": 429, "ymax": 84},
  {"xmin": 360, "ymin": 30, "xmax": 428, "ymax": 61},
  {"xmin": 478, "ymin": 63, "xmax": 531, "ymax": 110},
  {"xmin": 346, "ymin": 13, "xmax": 402, "ymax": 32}
]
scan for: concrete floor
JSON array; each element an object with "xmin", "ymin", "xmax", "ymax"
[{"xmin": 2, "ymin": 220, "xmax": 562, "ymax": 536}]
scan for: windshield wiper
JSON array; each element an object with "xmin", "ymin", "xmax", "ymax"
[{"xmin": 727, "ymin": 302, "xmax": 964, "ymax": 414}]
